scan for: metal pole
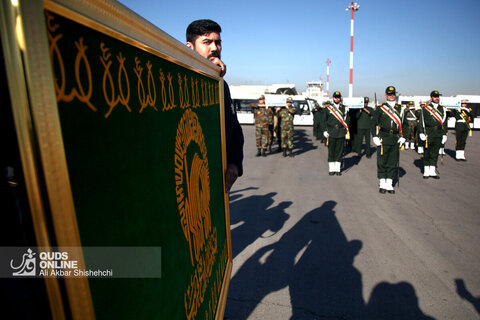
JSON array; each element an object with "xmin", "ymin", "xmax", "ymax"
[
  {"xmin": 326, "ymin": 58, "xmax": 331, "ymax": 97},
  {"xmin": 346, "ymin": 2, "xmax": 359, "ymax": 98}
]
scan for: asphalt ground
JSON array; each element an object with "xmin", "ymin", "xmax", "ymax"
[{"xmin": 224, "ymin": 125, "xmax": 480, "ymax": 320}]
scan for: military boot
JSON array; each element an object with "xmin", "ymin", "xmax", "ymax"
[
  {"xmin": 282, "ymin": 149, "xmax": 287, "ymax": 157},
  {"xmin": 288, "ymin": 149, "xmax": 294, "ymax": 157},
  {"xmin": 261, "ymin": 149, "xmax": 266, "ymax": 157},
  {"xmin": 256, "ymin": 148, "xmax": 261, "ymax": 157},
  {"xmin": 268, "ymin": 144, "xmax": 272, "ymax": 152}
]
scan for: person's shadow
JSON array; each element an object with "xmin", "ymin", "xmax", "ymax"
[
  {"xmin": 455, "ymin": 278, "xmax": 480, "ymax": 315},
  {"xmin": 293, "ymin": 129, "xmax": 317, "ymax": 156},
  {"xmin": 226, "ymin": 200, "xmax": 436, "ymax": 319},
  {"xmin": 229, "ymin": 192, "xmax": 290, "ymax": 258}
]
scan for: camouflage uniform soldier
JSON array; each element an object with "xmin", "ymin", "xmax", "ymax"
[
  {"xmin": 252, "ymin": 95, "xmax": 273, "ymax": 157},
  {"xmin": 276, "ymin": 97, "xmax": 296, "ymax": 157},
  {"xmin": 323, "ymin": 91, "xmax": 350, "ymax": 175},
  {"xmin": 418, "ymin": 90, "xmax": 448, "ymax": 179},
  {"xmin": 267, "ymin": 105, "xmax": 275, "ymax": 152},
  {"xmin": 452, "ymin": 99, "xmax": 472, "ymax": 161}
]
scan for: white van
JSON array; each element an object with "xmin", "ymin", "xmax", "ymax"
[{"xmin": 231, "ymin": 93, "xmax": 316, "ymax": 126}]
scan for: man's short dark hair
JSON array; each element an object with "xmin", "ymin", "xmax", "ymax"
[{"xmin": 186, "ymin": 19, "xmax": 222, "ymax": 43}]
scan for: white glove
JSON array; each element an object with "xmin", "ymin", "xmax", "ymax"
[
  {"xmin": 373, "ymin": 136, "xmax": 382, "ymax": 146},
  {"xmin": 323, "ymin": 131, "xmax": 329, "ymax": 138},
  {"xmin": 419, "ymin": 133, "xmax": 427, "ymax": 141},
  {"xmin": 397, "ymin": 137, "xmax": 406, "ymax": 146},
  {"xmin": 442, "ymin": 135, "xmax": 447, "ymax": 144}
]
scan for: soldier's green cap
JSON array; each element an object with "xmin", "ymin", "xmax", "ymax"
[
  {"xmin": 259, "ymin": 94, "xmax": 265, "ymax": 100},
  {"xmin": 286, "ymin": 97, "xmax": 293, "ymax": 102},
  {"xmin": 333, "ymin": 91, "xmax": 342, "ymax": 98},
  {"xmin": 430, "ymin": 90, "xmax": 440, "ymax": 97},
  {"xmin": 364, "ymin": 97, "xmax": 369, "ymax": 103},
  {"xmin": 385, "ymin": 86, "xmax": 396, "ymax": 95},
  {"xmin": 314, "ymin": 102, "xmax": 319, "ymax": 107},
  {"xmin": 322, "ymin": 101, "xmax": 329, "ymax": 105}
]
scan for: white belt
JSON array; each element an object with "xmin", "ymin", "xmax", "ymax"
[{"xmin": 457, "ymin": 120, "xmax": 465, "ymax": 122}]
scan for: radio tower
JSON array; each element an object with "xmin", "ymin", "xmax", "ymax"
[
  {"xmin": 346, "ymin": 2, "xmax": 360, "ymax": 98},
  {"xmin": 326, "ymin": 58, "xmax": 331, "ymax": 97}
]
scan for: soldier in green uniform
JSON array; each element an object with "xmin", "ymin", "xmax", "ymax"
[
  {"xmin": 276, "ymin": 97, "xmax": 296, "ymax": 157},
  {"xmin": 252, "ymin": 95, "xmax": 273, "ymax": 157},
  {"xmin": 320, "ymin": 101, "xmax": 329, "ymax": 144},
  {"xmin": 452, "ymin": 99, "xmax": 472, "ymax": 161},
  {"xmin": 323, "ymin": 91, "xmax": 350, "ymax": 175},
  {"xmin": 372, "ymin": 86, "xmax": 408, "ymax": 194},
  {"xmin": 416, "ymin": 101, "xmax": 426, "ymax": 154},
  {"xmin": 404, "ymin": 101, "xmax": 418, "ymax": 150},
  {"xmin": 353, "ymin": 97, "xmax": 374, "ymax": 158},
  {"xmin": 312, "ymin": 102, "xmax": 323, "ymax": 140},
  {"xmin": 418, "ymin": 90, "xmax": 448, "ymax": 179}
]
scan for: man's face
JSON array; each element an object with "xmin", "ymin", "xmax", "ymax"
[
  {"xmin": 461, "ymin": 103, "xmax": 467, "ymax": 108},
  {"xmin": 431, "ymin": 96, "xmax": 440, "ymax": 103},
  {"xmin": 186, "ymin": 32, "xmax": 222, "ymax": 61},
  {"xmin": 333, "ymin": 97, "xmax": 341, "ymax": 104},
  {"xmin": 386, "ymin": 93, "xmax": 396, "ymax": 102},
  {"xmin": 259, "ymin": 99, "xmax": 265, "ymax": 104}
]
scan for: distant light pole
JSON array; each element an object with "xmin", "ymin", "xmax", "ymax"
[
  {"xmin": 326, "ymin": 58, "xmax": 331, "ymax": 97},
  {"xmin": 346, "ymin": 2, "xmax": 359, "ymax": 98}
]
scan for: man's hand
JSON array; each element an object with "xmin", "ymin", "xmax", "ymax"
[
  {"xmin": 419, "ymin": 133, "xmax": 427, "ymax": 141},
  {"xmin": 323, "ymin": 131, "xmax": 329, "ymax": 138},
  {"xmin": 442, "ymin": 135, "xmax": 447, "ymax": 144},
  {"xmin": 373, "ymin": 136, "xmax": 382, "ymax": 146},
  {"xmin": 397, "ymin": 137, "xmax": 406, "ymax": 146},
  {"xmin": 225, "ymin": 163, "xmax": 239, "ymax": 193},
  {"xmin": 210, "ymin": 57, "xmax": 226, "ymax": 77}
]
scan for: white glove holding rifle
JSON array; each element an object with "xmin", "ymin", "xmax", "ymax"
[{"xmin": 397, "ymin": 137, "xmax": 406, "ymax": 146}]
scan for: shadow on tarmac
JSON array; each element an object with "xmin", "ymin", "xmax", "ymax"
[
  {"xmin": 229, "ymin": 190, "xmax": 290, "ymax": 259},
  {"xmin": 292, "ymin": 130, "xmax": 317, "ymax": 157},
  {"xmin": 455, "ymin": 278, "xmax": 480, "ymax": 315},
  {"xmin": 226, "ymin": 200, "xmax": 435, "ymax": 320}
]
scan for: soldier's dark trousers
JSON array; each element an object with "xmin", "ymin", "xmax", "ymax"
[
  {"xmin": 455, "ymin": 129, "xmax": 468, "ymax": 150},
  {"xmin": 377, "ymin": 143, "xmax": 399, "ymax": 179},
  {"xmin": 328, "ymin": 137, "xmax": 345, "ymax": 162},
  {"xmin": 354, "ymin": 129, "xmax": 371, "ymax": 155},
  {"xmin": 423, "ymin": 137, "xmax": 441, "ymax": 166}
]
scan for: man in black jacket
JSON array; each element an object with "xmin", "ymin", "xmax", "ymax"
[{"xmin": 186, "ymin": 19, "xmax": 244, "ymax": 192}]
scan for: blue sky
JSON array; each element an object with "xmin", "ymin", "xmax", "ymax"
[{"xmin": 118, "ymin": 0, "xmax": 480, "ymax": 97}]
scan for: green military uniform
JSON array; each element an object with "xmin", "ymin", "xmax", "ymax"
[
  {"xmin": 277, "ymin": 97, "xmax": 296, "ymax": 157},
  {"xmin": 417, "ymin": 90, "xmax": 448, "ymax": 178},
  {"xmin": 416, "ymin": 103, "xmax": 425, "ymax": 154},
  {"xmin": 452, "ymin": 100, "xmax": 472, "ymax": 161},
  {"xmin": 252, "ymin": 95, "xmax": 273, "ymax": 157},
  {"xmin": 312, "ymin": 102, "xmax": 323, "ymax": 140},
  {"xmin": 323, "ymin": 92, "xmax": 350, "ymax": 175},
  {"xmin": 373, "ymin": 86, "xmax": 409, "ymax": 194},
  {"xmin": 353, "ymin": 97, "xmax": 374, "ymax": 158},
  {"xmin": 404, "ymin": 102, "xmax": 418, "ymax": 150}
]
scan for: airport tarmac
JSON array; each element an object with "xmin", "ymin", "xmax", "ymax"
[{"xmin": 224, "ymin": 125, "xmax": 480, "ymax": 320}]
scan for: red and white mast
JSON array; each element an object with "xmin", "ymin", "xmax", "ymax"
[
  {"xmin": 326, "ymin": 58, "xmax": 331, "ymax": 97},
  {"xmin": 346, "ymin": 2, "xmax": 359, "ymax": 98}
]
